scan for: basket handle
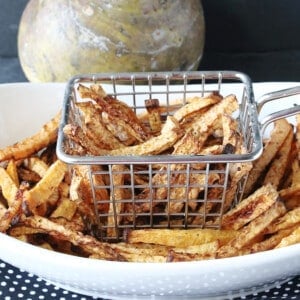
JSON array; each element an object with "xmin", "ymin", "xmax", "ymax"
[{"xmin": 257, "ymin": 86, "xmax": 300, "ymax": 135}]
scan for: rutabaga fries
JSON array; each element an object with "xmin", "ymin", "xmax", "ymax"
[
  {"xmin": 76, "ymin": 101, "xmax": 126, "ymax": 150},
  {"xmin": 221, "ymin": 184, "xmax": 278, "ymax": 230},
  {"xmin": 25, "ymin": 157, "xmax": 49, "ymax": 177},
  {"xmin": 249, "ymin": 226, "xmax": 298, "ymax": 253},
  {"xmin": 275, "ymin": 226, "xmax": 300, "ymax": 248},
  {"xmin": 0, "ymin": 183, "xmax": 27, "ymax": 232},
  {"xmin": 1, "ymin": 82, "xmax": 300, "ymax": 263},
  {"xmin": 145, "ymin": 99, "xmax": 162, "ymax": 133},
  {"xmin": 244, "ymin": 118, "xmax": 291, "ymax": 196},
  {"xmin": 23, "ymin": 215, "xmax": 126, "ymax": 261},
  {"xmin": 107, "ymin": 165, "xmax": 127, "ymax": 238},
  {"xmin": 167, "ymin": 241, "xmax": 220, "ymax": 262},
  {"xmin": 125, "ymin": 228, "xmax": 238, "ymax": 248},
  {"xmin": 6, "ymin": 160, "xmax": 20, "ymax": 187},
  {"xmin": 263, "ymin": 124, "xmax": 294, "ymax": 188},
  {"xmin": 217, "ymin": 201, "xmax": 286, "ymax": 258},
  {"xmin": 172, "ymin": 93, "xmax": 221, "ymax": 123},
  {"xmin": 265, "ymin": 206, "xmax": 300, "ymax": 234},
  {"xmin": 296, "ymin": 114, "xmax": 300, "ymax": 159},
  {"xmin": 0, "ymin": 112, "xmax": 60, "ymax": 162},
  {"xmin": 173, "ymin": 94, "xmax": 239, "ymax": 155},
  {"xmin": 50, "ymin": 197, "xmax": 77, "ymax": 220},
  {"xmin": 78, "ymin": 84, "xmax": 150, "ymax": 144},
  {"xmin": 0, "ymin": 166, "xmax": 19, "ymax": 206},
  {"xmin": 63, "ymin": 124, "xmax": 107, "ymax": 156},
  {"xmin": 24, "ymin": 160, "xmax": 67, "ymax": 214},
  {"xmin": 104, "ymin": 116, "xmax": 182, "ymax": 156}
]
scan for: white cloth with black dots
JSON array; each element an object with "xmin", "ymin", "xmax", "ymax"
[{"xmin": 0, "ymin": 260, "xmax": 299, "ymax": 300}]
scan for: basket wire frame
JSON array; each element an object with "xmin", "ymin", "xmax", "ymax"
[{"xmin": 57, "ymin": 71, "xmax": 262, "ymax": 242}]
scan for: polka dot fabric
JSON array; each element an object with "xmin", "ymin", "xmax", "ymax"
[{"xmin": 0, "ymin": 260, "xmax": 299, "ymax": 300}]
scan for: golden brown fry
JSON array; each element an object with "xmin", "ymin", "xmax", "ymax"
[
  {"xmin": 291, "ymin": 159, "xmax": 300, "ymax": 187},
  {"xmin": 167, "ymin": 172, "xmax": 220, "ymax": 213},
  {"xmin": 145, "ymin": 99, "xmax": 162, "ymax": 133},
  {"xmin": 0, "ymin": 183, "xmax": 27, "ymax": 232},
  {"xmin": 50, "ymin": 197, "xmax": 78, "ymax": 220},
  {"xmin": 263, "ymin": 125, "xmax": 294, "ymax": 188},
  {"xmin": 107, "ymin": 116, "xmax": 182, "ymax": 156},
  {"xmin": 76, "ymin": 101, "xmax": 125, "ymax": 150},
  {"xmin": 107, "ymin": 165, "xmax": 127, "ymax": 238},
  {"xmin": 25, "ymin": 157, "xmax": 49, "ymax": 177},
  {"xmin": 221, "ymin": 184, "xmax": 279, "ymax": 230},
  {"xmin": 23, "ymin": 215, "xmax": 125, "ymax": 261},
  {"xmin": 244, "ymin": 119, "xmax": 291, "ymax": 196},
  {"xmin": 173, "ymin": 94, "xmax": 221, "ymax": 123},
  {"xmin": 79, "ymin": 84, "xmax": 150, "ymax": 144},
  {"xmin": 0, "ymin": 167, "xmax": 19, "ymax": 206},
  {"xmin": 221, "ymin": 114, "xmax": 253, "ymax": 212},
  {"xmin": 6, "ymin": 160, "xmax": 19, "ymax": 187},
  {"xmin": 71, "ymin": 165, "xmax": 109, "ymax": 213},
  {"xmin": 275, "ymin": 225, "xmax": 300, "ymax": 248},
  {"xmin": 173, "ymin": 94, "xmax": 238, "ymax": 155},
  {"xmin": 24, "ymin": 160, "xmax": 67, "ymax": 214},
  {"xmin": 296, "ymin": 114, "xmax": 300, "ymax": 159},
  {"xmin": 266, "ymin": 207, "xmax": 300, "ymax": 234},
  {"xmin": 218, "ymin": 201, "xmax": 286, "ymax": 258},
  {"xmin": 279, "ymin": 184, "xmax": 300, "ymax": 203},
  {"xmin": 63, "ymin": 124, "xmax": 107, "ymax": 155},
  {"xmin": 167, "ymin": 240, "xmax": 219, "ymax": 262},
  {"xmin": 8, "ymin": 225, "xmax": 44, "ymax": 237},
  {"xmin": 125, "ymin": 228, "xmax": 237, "ymax": 248},
  {"xmin": 250, "ymin": 226, "xmax": 298, "ymax": 253},
  {"xmin": 0, "ymin": 112, "xmax": 60, "ymax": 162}
]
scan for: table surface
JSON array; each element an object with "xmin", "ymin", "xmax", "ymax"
[{"xmin": 0, "ymin": 259, "xmax": 299, "ymax": 300}]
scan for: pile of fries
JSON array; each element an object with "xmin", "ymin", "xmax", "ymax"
[{"xmin": 0, "ymin": 84, "xmax": 299, "ymax": 262}]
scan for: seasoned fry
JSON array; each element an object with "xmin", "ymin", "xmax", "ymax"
[
  {"xmin": 173, "ymin": 94, "xmax": 239, "ymax": 155},
  {"xmin": 63, "ymin": 124, "xmax": 106, "ymax": 156},
  {"xmin": 23, "ymin": 215, "xmax": 125, "ymax": 261},
  {"xmin": 50, "ymin": 197, "xmax": 77, "ymax": 220},
  {"xmin": 76, "ymin": 101, "xmax": 125, "ymax": 150},
  {"xmin": 6, "ymin": 160, "xmax": 19, "ymax": 187},
  {"xmin": 275, "ymin": 226, "xmax": 300, "ymax": 248},
  {"xmin": 78, "ymin": 84, "xmax": 150, "ymax": 144},
  {"xmin": 0, "ymin": 183, "xmax": 26, "ymax": 232},
  {"xmin": 250, "ymin": 226, "xmax": 297, "ymax": 253},
  {"xmin": 296, "ymin": 114, "xmax": 300, "ymax": 159},
  {"xmin": 125, "ymin": 228, "xmax": 237, "ymax": 248},
  {"xmin": 25, "ymin": 157, "xmax": 49, "ymax": 177},
  {"xmin": 244, "ymin": 119, "xmax": 291, "ymax": 196},
  {"xmin": 145, "ymin": 99, "xmax": 162, "ymax": 133},
  {"xmin": 279, "ymin": 184, "xmax": 300, "ymax": 203},
  {"xmin": 263, "ymin": 124, "xmax": 294, "ymax": 188},
  {"xmin": 0, "ymin": 112, "xmax": 60, "ymax": 162},
  {"xmin": 24, "ymin": 160, "xmax": 67, "ymax": 214},
  {"xmin": 218, "ymin": 201, "xmax": 286, "ymax": 258},
  {"xmin": 105, "ymin": 116, "xmax": 182, "ymax": 156},
  {"xmin": 167, "ymin": 241, "xmax": 219, "ymax": 262},
  {"xmin": 173, "ymin": 93, "xmax": 221, "ymax": 123},
  {"xmin": 265, "ymin": 207, "xmax": 300, "ymax": 234},
  {"xmin": 0, "ymin": 167, "xmax": 19, "ymax": 206},
  {"xmin": 167, "ymin": 172, "xmax": 220, "ymax": 213},
  {"xmin": 107, "ymin": 165, "xmax": 127, "ymax": 238},
  {"xmin": 221, "ymin": 184, "xmax": 278, "ymax": 230}
]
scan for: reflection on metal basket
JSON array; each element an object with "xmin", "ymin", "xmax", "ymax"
[{"xmin": 56, "ymin": 71, "xmax": 265, "ymax": 242}]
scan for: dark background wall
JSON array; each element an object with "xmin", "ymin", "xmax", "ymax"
[{"xmin": 1, "ymin": 0, "xmax": 300, "ymax": 83}]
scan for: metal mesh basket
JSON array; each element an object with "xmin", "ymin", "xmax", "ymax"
[{"xmin": 57, "ymin": 71, "xmax": 263, "ymax": 242}]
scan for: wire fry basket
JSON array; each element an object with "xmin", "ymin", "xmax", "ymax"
[{"xmin": 56, "ymin": 71, "xmax": 298, "ymax": 242}]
